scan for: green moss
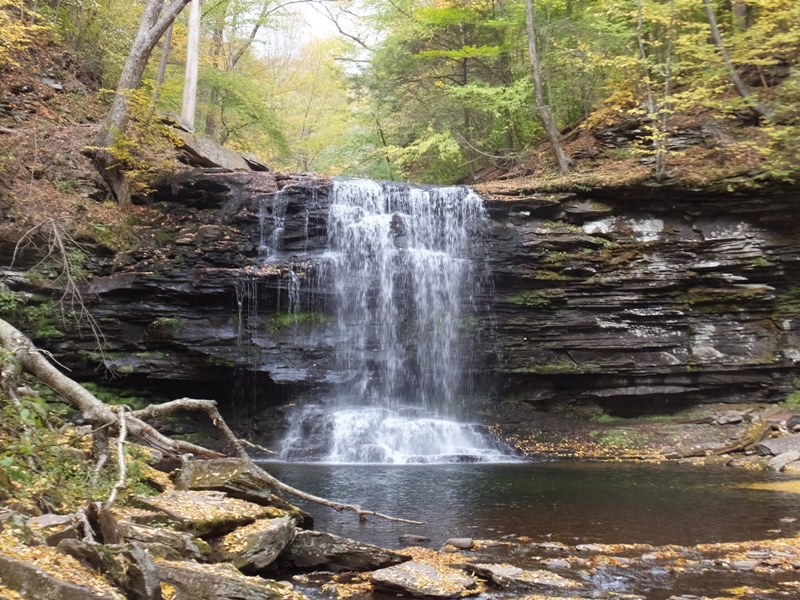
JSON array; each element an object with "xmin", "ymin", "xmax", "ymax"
[
  {"xmin": 134, "ymin": 351, "xmax": 167, "ymax": 359},
  {"xmin": 81, "ymin": 382, "xmax": 154, "ymax": 411},
  {"xmin": 507, "ymin": 289, "xmax": 566, "ymax": 307},
  {"xmin": 531, "ymin": 270, "xmax": 567, "ymax": 281},
  {"xmin": 151, "ymin": 317, "xmax": 185, "ymax": 332},
  {"xmin": 267, "ymin": 311, "xmax": 330, "ymax": 334},
  {"xmin": 539, "ymin": 220, "xmax": 583, "ymax": 233},
  {"xmin": 543, "ymin": 250, "xmax": 574, "ymax": 265},
  {"xmin": 774, "ymin": 285, "xmax": 800, "ymax": 316},
  {"xmin": 207, "ymin": 356, "xmax": 236, "ymax": 368}
]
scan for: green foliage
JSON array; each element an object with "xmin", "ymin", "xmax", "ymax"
[
  {"xmin": 80, "ymin": 382, "xmax": 154, "ymax": 411},
  {"xmin": 105, "ymin": 85, "xmax": 181, "ymax": 198},
  {"xmin": 0, "ymin": 388, "xmax": 155, "ymax": 511}
]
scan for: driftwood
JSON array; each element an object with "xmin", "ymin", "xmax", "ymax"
[{"xmin": 0, "ymin": 317, "xmax": 422, "ymax": 525}]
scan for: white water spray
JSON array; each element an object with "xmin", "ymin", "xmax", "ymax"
[{"xmin": 279, "ymin": 179, "xmax": 508, "ymax": 464}]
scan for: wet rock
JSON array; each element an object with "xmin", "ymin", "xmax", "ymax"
[
  {"xmin": 544, "ymin": 558, "xmax": 571, "ymax": 569},
  {"xmin": 444, "ymin": 538, "xmax": 474, "ymax": 550},
  {"xmin": 156, "ymin": 560, "xmax": 308, "ymax": 600},
  {"xmin": 175, "ymin": 458, "xmax": 274, "ymax": 504},
  {"xmin": 213, "ymin": 516, "xmax": 295, "ymax": 571},
  {"xmin": 460, "ymin": 563, "xmax": 580, "ymax": 592},
  {"xmin": 116, "ymin": 522, "xmax": 211, "ymax": 562},
  {"xmin": 281, "ymin": 531, "xmax": 410, "ymax": 571},
  {"xmin": 575, "ymin": 544, "xmax": 603, "ymax": 552},
  {"xmin": 730, "ymin": 560, "xmax": 758, "ymax": 571},
  {"xmin": 768, "ymin": 451, "xmax": 800, "ymax": 470},
  {"xmin": 0, "ymin": 552, "xmax": 123, "ymax": 599},
  {"xmin": 757, "ymin": 433, "xmax": 800, "ymax": 456},
  {"xmin": 536, "ymin": 542, "xmax": 570, "ymax": 552},
  {"xmin": 57, "ymin": 540, "xmax": 161, "ymax": 600},
  {"xmin": 400, "ymin": 534, "xmax": 430, "ymax": 545},
  {"xmin": 371, "ymin": 562, "xmax": 478, "ymax": 599},
  {"xmin": 133, "ymin": 490, "xmax": 273, "ymax": 536}
]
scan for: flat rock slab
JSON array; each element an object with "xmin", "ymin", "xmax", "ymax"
[
  {"xmin": 769, "ymin": 451, "xmax": 800, "ymax": 471},
  {"xmin": 133, "ymin": 490, "xmax": 273, "ymax": 536},
  {"xmin": 757, "ymin": 433, "xmax": 800, "ymax": 456},
  {"xmin": 116, "ymin": 521, "xmax": 210, "ymax": 561},
  {"xmin": 371, "ymin": 562, "xmax": 478, "ymax": 599},
  {"xmin": 156, "ymin": 560, "xmax": 308, "ymax": 600},
  {"xmin": 282, "ymin": 530, "xmax": 410, "ymax": 571},
  {"xmin": 214, "ymin": 515, "xmax": 295, "ymax": 571},
  {"xmin": 0, "ymin": 551, "xmax": 124, "ymax": 600},
  {"xmin": 460, "ymin": 563, "xmax": 581, "ymax": 591},
  {"xmin": 175, "ymin": 458, "xmax": 274, "ymax": 505},
  {"xmin": 170, "ymin": 129, "xmax": 252, "ymax": 171}
]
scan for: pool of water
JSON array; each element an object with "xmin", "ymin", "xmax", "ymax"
[{"xmin": 263, "ymin": 460, "xmax": 800, "ymax": 549}]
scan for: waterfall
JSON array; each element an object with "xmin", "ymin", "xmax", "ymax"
[{"xmin": 279, "ymin": 179, "xmax": 508, "ymax": 464}]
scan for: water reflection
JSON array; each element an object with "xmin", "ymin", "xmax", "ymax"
[{"xmin": 264, "ymin": 461, "xmax": 799, "ymax": 548}]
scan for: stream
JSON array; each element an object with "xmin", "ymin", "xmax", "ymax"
[{"xmin": 267, "ymin": 460, "xmax": 800, "ymax": 599}]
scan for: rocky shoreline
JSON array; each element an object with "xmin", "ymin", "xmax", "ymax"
[{"xmin": 3, "ymin": 454, "xmax": 800, "ymax": 600}]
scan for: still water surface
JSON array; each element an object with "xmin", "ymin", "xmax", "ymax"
[{"xmin": 265, "ymin": 461, "xmax": 800, "ymax": 549}]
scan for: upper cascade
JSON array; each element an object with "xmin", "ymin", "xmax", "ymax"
[{"xmin": 278, "ymin": 178, "xmax": 510, "ymax": 464}]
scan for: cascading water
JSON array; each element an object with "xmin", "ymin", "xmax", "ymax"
[{"xmin": 279, "ymin": 179, "xmax": 508, "ymax": 464}]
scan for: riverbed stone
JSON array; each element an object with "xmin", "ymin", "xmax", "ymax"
[
  {"xmin": 768, "ymin": 451, "xmax": 800, "ymax": 470},
  {"xmin": 730, "ymin": 560, "xmax": 758, "ymax": 571},
  {"xmin": 281, "ymin": 530, "xmax": 410, "ymax": 571},
  {"xmin": 0, "ymin": 550, "xmax": 124, "ymax": 599},
  {"xmin": 212, "ymin": 515, "xmax": 295, "ymax": 571},
  {"xmin": 116, "ymin": 521, "xmax": 211, "ymax": 561},
  {"xmin": 444, "ymin": 538, "xmax": 474, "ymax": 550},
  {"xmin": 175, "ymin": 458, "xmax": 274, "ymax": 505},
  {"xmin": 133, "ymin": 490, "xmax": 273, "ymax": 536},
  {"xmin": 371, "ymin": 561, "xmax": 478, "ymax": 599},
  {"xmin": 156, "ymin": 560, "xmax": 308, "ymax": 600},
  {"xmin": 460, "ymin": 563, "xmax": 581, "ymax": 592},
  {"xmin": 757, "ymin": 433, "xmax": 800, "ymax": 456},
  {"xmin": 400, "ymin": 534, "xmax": 430, "ymax": 545}
]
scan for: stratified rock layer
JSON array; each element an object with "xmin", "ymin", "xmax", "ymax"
[{"xmin": 9, "ymin": 172, "xmax": 800, "ymax": 421}]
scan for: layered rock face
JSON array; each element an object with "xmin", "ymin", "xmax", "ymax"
[{"xmin": 15, "ymin": 171, "xmax": 800, "ymax": 418}]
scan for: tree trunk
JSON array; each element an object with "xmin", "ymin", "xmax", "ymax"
[
  {"xmin": 181, "ymin": 0, "xmax": 201, "ymax": 130},
  {"xmin": 151, "ymin": 23, "xmax": 174, "ymax": 108},
  {"xmin": 702, "ymin": 0, "xmax": 771, "ymax": 120},
  {"xmin": 523, "ymin": 0, "xmax": 571, "ymax": 174},
  {"xmin": 93, "ymin": 0, "xmax": 194, "ymax": 204}
]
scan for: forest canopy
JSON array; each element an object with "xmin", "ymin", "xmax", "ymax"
[{"xmin": 2, "ymin": 0, "xmax": 799, "ymax": 185}]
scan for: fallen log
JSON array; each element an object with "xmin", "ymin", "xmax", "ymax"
[{"xmin": 0, "ymin": 317, "xmax": 422, "ymax": 524}]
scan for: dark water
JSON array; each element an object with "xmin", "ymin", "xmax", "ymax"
[{"xmin": 264, "ymin": 460, "xmax": 800, "ymax": 549}]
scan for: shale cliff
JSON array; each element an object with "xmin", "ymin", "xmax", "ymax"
[{"xmin": 7, "ymin": 170, "xmax": 800, "ymax": 425}]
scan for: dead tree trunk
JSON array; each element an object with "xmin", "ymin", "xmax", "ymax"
[{"xmin": 523, "ymin": 0, "xmax": 571, "ymax": 174}]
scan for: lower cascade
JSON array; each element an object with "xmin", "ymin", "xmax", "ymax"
[{"xmin": 278, "ymin": 178, "xmax": 510, "ymax": 464}]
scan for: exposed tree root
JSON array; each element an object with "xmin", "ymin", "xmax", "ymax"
[{"xmin": 0, "ymin": 317, "xmax": 423, "ymax": 525}]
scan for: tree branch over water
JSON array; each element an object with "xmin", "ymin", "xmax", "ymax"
[{"xmin": 0, "ymin": 317, "xmax": 421, "ymax": 524}]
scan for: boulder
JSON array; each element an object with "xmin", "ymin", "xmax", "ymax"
[
  {"xmin": 399, "ymin": 534, "xmax": 430, "ymax": 545},
  {"xmin": 444, "ymin": 538, "xmax": 473, "ymax": 550},
  {"xmin": 0, "ymin": 551, "xmax": 124, "ymax": 599},
  {"xmin": 170, "ymin": 129, "xmax": 252, "ymax": 171},
  {"xmin": 133, "ymin": 490, "xmax": 273, "ymax": 536},
  {"xmin": 371, "ymin": 562, "xmax": 478, "ymax": 599},
  {"xmin": 281, "ymin": 530, "xmax": 410, "ymax": 571},
  {"xmin": 769, "ymin": 451, "xmax": 800, "ymax": 471},
  {"xmin": 212, "ymin": 516, "xmax": 295, "ymax": 571},
  {"xmin": 56, "ymin": 540, "xmax": 161, "ymax": 600},
  {"xmin": 156, "ymin": 560, "xmax": 308, "ymax": 600},
  {"xmin": 174, "ymin": 459, "xmax": 313, "ymax": 528},
  {"xmin": 459, "ymin": 563, "xmax": 580, "ymax": 592},
  {"xmin": 116, "ymin": 522, "xmax": 211, "ymax": 562},
  {"xmin": 757, "ymin": 433, "xmax": 800, "ymax": 456},
  {"xmin": 175, "ymin": 458, "xmax": 274, "ymax": 504}
]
